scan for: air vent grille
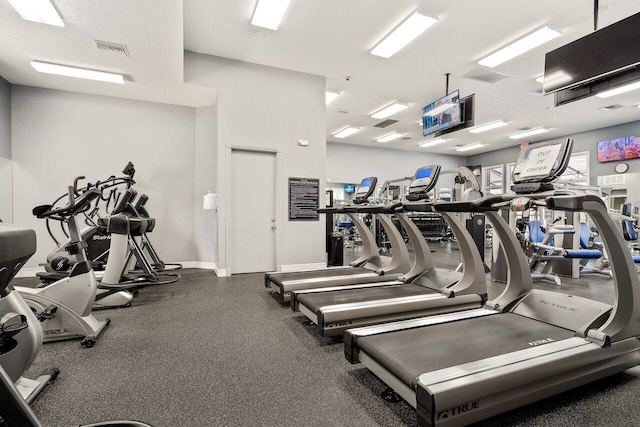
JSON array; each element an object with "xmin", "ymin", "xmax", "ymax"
[
  {"xmin": 599, "ymin": 104, "xmax": 624, "ymax": 111},
  {"xmin": 95, "ymin": 40, "xmax": 130, "ymax": 57},
  {"xmin": 599, "ymin": 174, "xmax": 624, "ymax": 185},
  {"xmin": 374, "ymin": 119, "xmax": 398, "ymax": 128},
  {"xmin": 461, "ymin": 68, "xmax": 510, "ymax": 84}
]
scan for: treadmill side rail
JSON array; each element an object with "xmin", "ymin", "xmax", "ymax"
[{"xmin": 416, "ymin": 337, "xmax": 640, "ymax": 426}]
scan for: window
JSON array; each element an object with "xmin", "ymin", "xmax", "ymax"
[{"xmin": 482, "ymin": 165, "xmax": 504, "ymax": 195}]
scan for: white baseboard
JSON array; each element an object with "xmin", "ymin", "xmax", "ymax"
[
  {"xmin": 174, "ymin": 261, "xmax": 226, "ymax": 277},
  {"xmin": 15, "ymin": 267, "xmax": 45, "ymax": 278},
  {"xmin": 279, "ymin": 262, "xmax": 327, "ymax": 273}
]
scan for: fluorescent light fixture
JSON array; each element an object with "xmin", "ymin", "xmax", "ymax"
[
  {"xmin": 31, "ymin": 61, "xmax": 125, "ymax": 84},
  {"xmin": 376, "ymin": 132, "xmax": 403, "ymax": 143},
  {"xmin": 371, "ymin": 102, "xmax": 409, "ymax": 119},
  {"xmin": 419, "ymin": 138, "xmax": 447, "ymax": 148},
  {"xmin": 371, "ymin": 11, "xmax": 438, "ymax": 58},
  {"xmin": 333, "ymin": 126, "xmax": 361, "ymax": 138},
  {"xmin": 509, "ymin": 128, "xmax": 549, "ymax": 139},
  {"xmin": 251, "ymin": 0, "xmax": 292, "ymax": 30},
  {"xmin": 456, "ymin": 143, "xmax": 485, "ymax": 152},
  {"xmin": 596, "ymin": 80, "xmax": 640, "ymax": 98},
  {"xmin": 469, "ymin": 120, "xmax": 508, "ymax": 134},
  {"xmin": 536, "ymin": 75, "xmax": 544, "ymax": 83},
  {"xmin": 479, "ymin": 26, "xmax": 561, "ymax": 68},
  {"xmin": 7, "ymin": 0, "xmax": 64, "ymax": 27},
  {"xmin": 423, "ymin": 102, "xmax": 454, "ymax": 117},
  {"xmin": 326, "ymin": 90, "xmax": 341, "ymax": 105}
]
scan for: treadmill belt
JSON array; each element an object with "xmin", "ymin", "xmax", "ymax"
[
  {"xmin": 269, "ymin": 267, "xmax": 369, "ymax": 285},
  {"xmin": 356, "ymin": 313, "xmax": 575, "ymax": 389},
  {"xmin": 298, "ymin": 284, "xmax": 437, "ymax": 313}
]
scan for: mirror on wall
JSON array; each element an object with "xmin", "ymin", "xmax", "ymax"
[{"xmin": 0, "ymin": 156, "xmax": 12, "ymax": 223}]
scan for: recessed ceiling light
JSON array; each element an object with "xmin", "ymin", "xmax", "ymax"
[
  {"xmin": 31, "ymin": 61, "xmax": 125, "ymax": 84},
  {"xmin": 595, "ymin": 80, "xmax": 640, "ymax": 98},
  {"xmin": 7, "ymin": 0, "xmax": 64, "ymax": 27},
  {"xmin": 469, "ymin": 120, "xmax": 508, "ymax": 133},
  {"xmin": 419, "ymin": 138, "xmax": 447, "ymax": 148},
  {"xmin": 479, "ymin": 26, "xmax": 561, "ymax": 68},
  {"xmin": 456, "ymin": 143, "xmax": 485, "ymax": 152},
  {"xmin": 333, "ymin": 126, "xmax": 360, "ymax": 138},
  {"xmin": 326, "ymin": 90, "xmax": 341, "ymax": 105},
  {"xmin": 376, "ymin": 132, "xmax": 403, "ymax": 143},
  {"xmin": 371, "ymin": 11, "xmax": 438, "ymax": 58},
  {"xmin": 509, "ymin": 128, "xmax": 549, "ymax": 139},
  {"xmin": 251, "ymin": 0, "xmax": 292, "ymax": 31},
  {"xmin": 371, "ymin": 102, "xmax": 409, "ymax": 119},
  {"xmin": 536, "ymin": 75, "xmax": 544, "ymax": 83}
]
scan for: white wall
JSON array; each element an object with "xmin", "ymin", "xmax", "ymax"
[
  {"xmin": 326, "ymin": 142, "xmax": 465, "ymax": 190},
  {"xmin": 194, "ymin": 104, "xmax": 218, "ymax": 264},
  {"xmin": 11, "ymin": 86, "xmax": 197, "ymax": 268},
  {"xmin": 0, "ymin": 76, "xmax": 11, "ymax": 222},
  {"xmin": 185, "ymin": 51, "xmax": 327, "ymax": 272},
  {"xmin": 0, "ymin": 76, "xmax": 10, "ymax": 159}
]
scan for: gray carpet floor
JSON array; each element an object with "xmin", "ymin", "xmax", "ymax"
[{"xmin": 13, "ymin": 244, "xmax": 640, "ymax": 426}]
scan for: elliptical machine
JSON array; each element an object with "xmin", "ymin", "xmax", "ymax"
[
  {"xmin": 0, "ymin": 224, "xmax": 58, "ymax": 402},
  {"xmin": 15, "ymin": 185, "xmax": 111, "ymax": 347}
]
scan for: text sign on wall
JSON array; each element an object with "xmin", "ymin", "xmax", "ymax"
[
  {"xmin": 289, "ymin": 177, "xmax": 319, "ymax": 221},
  {"xmin": 520, "ymin": 144, "xmax": 562, "ymax": 178}
]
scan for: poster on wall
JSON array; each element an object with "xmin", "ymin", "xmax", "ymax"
[
  {"xmin": 597, "ymin": 136, "xmax": 640, "ymax": 163},
  {"xmin": 288, "ymin": 177, "xmax": 319, "ymax": 221}
]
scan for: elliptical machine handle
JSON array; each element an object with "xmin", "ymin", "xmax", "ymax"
[{"xmin": 73, "ymin": 176, "xmax": 86, "ymax": 195}]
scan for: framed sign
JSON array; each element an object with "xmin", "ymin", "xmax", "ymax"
[{"xmin": 288, "ymin": 177, "xmax": 319, "ymax": 221}]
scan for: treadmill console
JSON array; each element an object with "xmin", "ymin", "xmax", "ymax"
[
  {"xmin": 511, "ymin": 138, "xmax": 573, "ymax": 194},
  {"xmin": 353, "ymin": 177, "xmax": 377, "ymax": 204},
  {"xmin": 406, "ymin": 165, "xmax": 441, "ymax": 201}
]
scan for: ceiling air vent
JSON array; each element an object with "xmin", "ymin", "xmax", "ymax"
[
  {"xmin": 374, "ymin": 119, "xmax": 399, "ymax": 128},
  {"xmin": 461, "ymin": 68, "xmax": 510, "ymax": 84},
  {"xmin": 599, "ymin": 104, "xmax": 624, "ymax": 111},
  {"xmin": 95, "ymin": 40, "xmax": 130, "ymax": 57}
]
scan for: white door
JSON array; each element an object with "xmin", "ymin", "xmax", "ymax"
[{"xmin": 229, "ymin": 149, "xmax": 277, "ymax": 274}]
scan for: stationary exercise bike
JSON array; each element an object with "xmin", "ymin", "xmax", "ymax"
[
  {"xmin": 0, "ymin": 224, "xmax": 58, "ymax": 403},
  {"xmin": 15, "ymin": 185, "xmax": 111, "ymax": 347}
]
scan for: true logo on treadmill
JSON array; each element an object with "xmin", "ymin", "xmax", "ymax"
[
  {"xmin": 539, "ymin": 300, "xmax": 577, "ymax": 312},
  {"xmin": 436, "ymin": 400, "xmax": 480, "ymax": 420},
  {"xmin": 326, "ymin": 320, "xmax": 353, "ymax": 328},
  {"xmin": 528, "ymin": 337, "xmax": 555, "ymax": 346}
]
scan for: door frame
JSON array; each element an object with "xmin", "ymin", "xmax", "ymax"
[{"xmin": 225, "ymin": 145, "xmax": 281, "ymax": 274}]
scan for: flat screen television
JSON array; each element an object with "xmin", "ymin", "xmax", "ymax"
[
  {"xmin": 434, "ymin": 94, "xmax": 475, "ymax": 137},
  {"xmin": 344, "ymin": 184, "xmax": 355, "ymax": 194},
  {"xmin": 422, "ymin": 90, "xmax": 461, "ymax": 137},
  {"xmin": 597, "ymin": 136, "xmax": 640, "ymax": 163},
  {"xmin": 543, "ymin": 12, "xmax": 640, "ymax": 94}
]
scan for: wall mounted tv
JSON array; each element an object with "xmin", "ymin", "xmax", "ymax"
[
  {"xmin": 434, "ymin": 94, "xmax": 475, "ymax": 137},
  {"xmin": 543, "ymin": 11, "xmax": 640, "ymax": 94},
  {"xmin": 597, "ymin": 136, "xmax": 640, "ymax": 163},
  {"xmin": 344, "ymin": 184, "xmax": 355, "ymax": 194},
  {"xmin": 422, "ymin": 90, "xmax": 461, "ymax": 137}
]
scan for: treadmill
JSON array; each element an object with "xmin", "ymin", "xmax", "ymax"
[
  {"xmin": 291, "ymin": 165, "xmax": 487, "ymax": 337},
  {"xmin": 265, "ymin": 177, "xmax": 412, "ymax": 303},
  {"xmin": 344, "ymin": 138, "xmax": 640, "ymax": 426}
]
